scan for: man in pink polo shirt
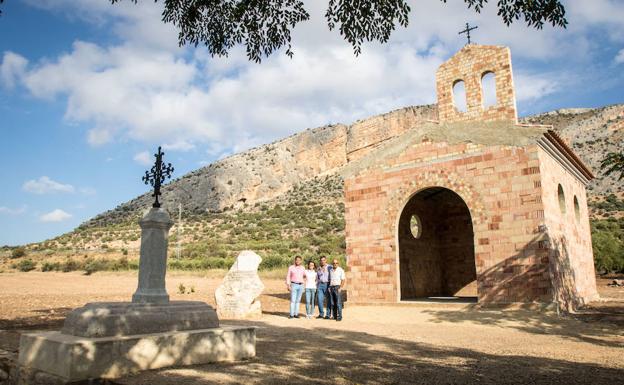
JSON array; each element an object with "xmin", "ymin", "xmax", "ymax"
[{"xmin": 286, "ymin": 255, "xmax": 305, "ymax": 319}]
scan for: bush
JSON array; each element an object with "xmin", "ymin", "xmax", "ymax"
[
  {"xmin": 41, "ymin": 262, "xmax": 61, "ymax": 272},
  {"xmin": 592, "ymin": 219, "xmax": 624, "ymax": 274},
  {"xmin": 16, "ymin": 259, "xmax": 35, "ymax": 272},
  {"xmin": 62, "ymin": 258, "xmax": 81, "ymax": 272},
  {"xmin": 260, "ymin": 255, "xmax": 291, "ymax": 270},
  {"xmin": 84, "ymin": 259, "xmax": 107, "ymax": 275},
  {"xmin": 11, "ymin": 247, "xmax": 26, "ymax": 259}
]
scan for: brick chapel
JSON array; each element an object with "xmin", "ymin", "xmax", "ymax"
[{"xmin": 344, "ymin": 44, "xmax": 599, "ymax": 310}]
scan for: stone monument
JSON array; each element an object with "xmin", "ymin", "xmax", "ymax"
[
  {"xmin": 18, "ymin": 147, "xmax": 256, "ymax": 383},
  {"xmin": 215, "ymin": 250, "xmax": 265, "ymax": 319}
]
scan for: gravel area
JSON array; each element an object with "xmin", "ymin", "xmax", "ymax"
[{"xmin": 0, "ymin": 272, "xmax": 622, "ymax": 384}]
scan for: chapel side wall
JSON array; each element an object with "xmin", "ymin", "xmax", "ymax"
[
  {"xmin": 537, "ymin": 147, "xmax": 599, "ymax": 308},
  {"xmin": 345, "ymin": 141, "xmax": 553, "ymax": 304}
]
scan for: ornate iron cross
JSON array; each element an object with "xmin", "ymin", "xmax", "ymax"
[
  {"xmin": 142, "ymin": 146, "xmax": 174, "ymax": 208},
  {"xmin": 459, "ymin": 23, "xmax": 478, "ymax": 45}
]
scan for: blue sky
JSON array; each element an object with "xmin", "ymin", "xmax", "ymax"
[{"xmin": 1, "ymin": 0, "xmax": 623, "ymax": 246}]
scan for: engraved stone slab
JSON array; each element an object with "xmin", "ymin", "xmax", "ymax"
[{"xmin": 215, "ymin": 250, "xmax": 264, "ymax": 319}]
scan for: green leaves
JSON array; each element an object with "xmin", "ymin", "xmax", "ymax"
[
  {"xmin": 114, "ymin": 0, "xmax": 310, "ymax": 63},
  {"xmin": 454, "ymin": 0, "xmax": 567, "ymax": 29},
  {"xmin": 591, "ymin": 219, "xmax": 624, "ymax": 274},
  {"xmin": 601, "ymin": 152, "xmax": 624, "ymax": 181},
  {"xmin": 109, "ymin": 1, "xmax": 567, "ymax": 62},
  {"xmin": 110, "ymin": 0, "xmax": 569, "ymax": 62},
  {"xmin": 325, "ymin": 0, "xmax": 410, "ymax": 56}
]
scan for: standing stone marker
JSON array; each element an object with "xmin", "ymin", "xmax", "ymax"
[
  {"xmin": 216, "ymin": 250, "xmax": 265, "ymax": 319},
  {"xmin": 17, "ymin": 147, "xmax": 256, "ymax": 383},
  {"xmin": 132, "ymin": 207, "xmax": 174, "ymax": 304}
]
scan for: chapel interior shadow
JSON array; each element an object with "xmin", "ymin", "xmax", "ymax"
[{"xmin": 398, "ymin": 187, "xmax": 477, "ymax": 301}]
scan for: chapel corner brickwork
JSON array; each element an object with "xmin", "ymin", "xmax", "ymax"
[{"xmin": 344, "ymin": 45, "xmax": 598, "ymax": 310}]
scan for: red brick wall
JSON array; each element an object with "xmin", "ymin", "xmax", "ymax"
[
  {"xmin": 345, "ymin": 139, "xmax": 554, "ymax": 304},
  {"xmin": 537, "ymin": 148, "xmax": 599, "ymax": 310},
  {"xmin": 436, "ymin": 45, "xmax": 517, "ymax": 124}
]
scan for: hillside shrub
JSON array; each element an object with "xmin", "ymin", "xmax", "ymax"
[
  {"xmin": 41, "ymin": 262, "xmax": 61, "ymax": 272},
  {"xmin": 16, "ymin": 259, "xmax": 35, "ymax": 272},
  {"xmin": 260, "ymin": 255, "xmax": 291, "ymax": 270},
  {"xmin": 592, "ymin": 218, "xmax": 624, "ymax": 274},
  {"xmin": 62, "ymin": 258, "xmax": 81, "ymax": 272},
  {"xmin": 11, "ymin": 247, "xmax": 26, "ymax": 259}
]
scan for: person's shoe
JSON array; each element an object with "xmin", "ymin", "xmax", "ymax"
[
  {"xmin": 324, "ymin": 316, "xmax": 330, "ymax": 319},
  {"xmin": 336, "ymin": 317, "xmax": 342, "ymax": 321},
  {"xmin": 294, "ymin": 315, "xmax": 300, "ymax": 319},
  {"xmin": 316, "ymin": 315, "xmax": 324, "ymax": 319},
  {"xmin": 288, "ymin": 315, "xmax": 293, "ymax": 319}
]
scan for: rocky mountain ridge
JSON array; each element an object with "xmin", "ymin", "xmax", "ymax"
[{"xmin": 82, "ymin": 103, "xmax": 623, "ymax": 229}]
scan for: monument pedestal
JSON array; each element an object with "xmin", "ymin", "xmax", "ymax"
[
  {"xmin": 18, "ymin": 327, "xmax": 255, "ymax": 383},
  {"xmin": 60, "ymin": 301, "xmax": 220, "ymax": 337},
  {"xmin": 17, "ymin": 207, "xmax": 257, "ymax": 383}
]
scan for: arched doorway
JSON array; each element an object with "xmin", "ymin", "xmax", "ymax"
[{"xmin": 398, "ymin": 187, "xmax": 477, "ymax": 300}]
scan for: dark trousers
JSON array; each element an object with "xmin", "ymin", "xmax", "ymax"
[{"xmin": 329, "ymin": 285, "xmax": 343, "ymax": 319}]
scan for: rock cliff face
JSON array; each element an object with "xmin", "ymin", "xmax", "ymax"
[
  {"xmin": 520, "ymin": 104, "xmax": 624, "ymax": 195},
  {"xmin": 83, "ymin": 105, "xmax": 437, "ymax": 227},
  {"xmin": 83, "ymin": 103, "xmax": 622, "ymax": 228}
]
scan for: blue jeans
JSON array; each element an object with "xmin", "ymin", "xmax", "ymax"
[
  {"xmin": 329, "ymin": 285, "xmax": 342, "ymax": 319},
  {"xmin": 317, "ymin": 282, "xmax": 330, "ymax": 317},
  {"xmin": 305, "ymin": 288, "xmax": 316, "ymax": 316},
  {"xmin": 289, "ymin": 283, "xmax": 304, "ymax": 316}
]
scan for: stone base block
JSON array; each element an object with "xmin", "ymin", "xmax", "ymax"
[
  {"xmin": 61, "ymin": 301, "xmax": 219, "ymax": 337},
  {"xmin": 18, "ymin": 326, "xmax": 255, "ymax": 382}
]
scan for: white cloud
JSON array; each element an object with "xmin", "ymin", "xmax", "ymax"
[
  {"xmin": 163, "ymin": 141, "xmax": 195, "ymax": 152},
  {"xmin": 568, "ymin": 0, "xmax": 624, "ymax": 39},
  {"xmin": 8, "ymin": 0, "xmax": 624, "ymax": 154},
  {"xmin": 0, "ymin": 205, "xmax": 27, "ymax": 215},
  {"xmin": 0, "ymin": 51, "xmax": 28, "ymax": 89},
  {"xmin": 514, "ymin": 73, "xmax": 560, "ymax": 102},
  {"xmin": 23, "ymin": 176, "xmax": 75, "ymax": 194},
  {"xmin": 39, "ymin": 209, "xmax": 72, "ymax": 222},
  {"xmin": 133, "ymin": 151, "xmax": 152, "ymax": 166},
  {"xmin": 616, "ymin": 49, "xmax": 624, "ymax": 64}
]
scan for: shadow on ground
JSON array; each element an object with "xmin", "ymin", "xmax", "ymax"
[
  {"xmin": 420, "ymin": 305, "xmax": 624, "ymax": 349},
  {"xmin": 120, "ymin": 318, "xmax": 623, "ymax": 385},
  {"xmin": 0, "ymin": 307, "xmax": 71, "ymax": 331}
]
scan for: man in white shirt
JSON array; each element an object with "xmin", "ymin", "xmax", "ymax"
[{"xmin": 328, "ymin": 258, "xmax": 346, "ymax": 321}]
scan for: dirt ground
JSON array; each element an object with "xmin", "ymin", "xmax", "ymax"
[{"xmin": 0, "ymin": 272, "xmax": 623, "ymax": 384}]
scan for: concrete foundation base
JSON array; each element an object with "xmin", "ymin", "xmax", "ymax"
[{"xmin": 18, "ymin": 326, "xmax": 255, "ymax": 383}]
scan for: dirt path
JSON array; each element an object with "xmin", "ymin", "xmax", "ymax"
[{"xmin": 0, "ymin": 272, "xmax": 623, "ymax": 384}]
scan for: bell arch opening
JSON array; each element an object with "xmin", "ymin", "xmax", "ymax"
[{"xmin": 398, "ymin": 187, "xmax": 477, "ymax": 301}]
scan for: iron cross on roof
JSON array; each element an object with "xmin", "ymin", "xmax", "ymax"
[
  {"xmin": 459, "ymin": 22, "xmax": 478, "ymax": 45},
  {"xmin": 142, "ymin": 146, "xmax": 174, "ymax": 208}
]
